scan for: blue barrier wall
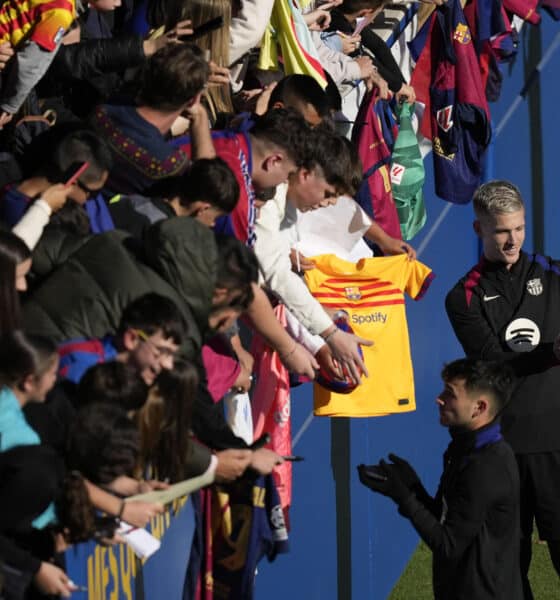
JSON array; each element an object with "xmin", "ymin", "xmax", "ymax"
[
  {"xmin": 257, "ymin": 17, "xmax": 560, "ymax": 600},
  {"xmin": 66, "ymin": 498, "xmax": 194, "ymax": 600}
]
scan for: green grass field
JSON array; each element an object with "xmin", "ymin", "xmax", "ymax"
[{"xmin": 389, "ymin": 538, "xmax": 560, "ymax": 599}]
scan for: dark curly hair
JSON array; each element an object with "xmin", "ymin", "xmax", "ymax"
[
  {"xmin": 66, "ymin": 404, "xmax": 139, "ymax": 485},
  {"xmin": 136, "ymin": 44, "xmax": 209, "ymax": 112},
  {"xmin": 77, "ymin": 361, "xmax": 149, "ymax": 411},
  {"xmin": 249, "ymin": 107, "xmax": 313, "ymax": 168},
  {"xmin": 441, "ymin": 358, "xmax": 516, "ymax": 416}
]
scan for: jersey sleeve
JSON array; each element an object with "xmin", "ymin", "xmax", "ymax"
[
  {"xmin": 210, "ymin": 134, "xmax": 253, "ymax": 246},
  {"xmin": 404, "ymin": 259, "xmax": 435, "ymax": 300},
  {"xmin": 30, "ymin": 2, "xmax": 75, "ymax": 52},
  {"xmin": 57, "ymin": 338, "xmax": 106, "ymax": 383}
]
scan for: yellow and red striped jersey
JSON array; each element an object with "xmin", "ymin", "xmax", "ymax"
[
  {"xmin": 0, "ymin": 0, "xmax": 75, "ymax": 51},
  {"xmin": 305, "ymin": 253, "xmax": 434, "ymax": 417}
]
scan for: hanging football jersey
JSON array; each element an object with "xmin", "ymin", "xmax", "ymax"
[{"xmin": 305, "ymin": 254, "xmax": 434, "ymax": 417}]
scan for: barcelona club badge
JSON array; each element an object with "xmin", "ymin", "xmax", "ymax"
[
  {"xmin": 344, "ymin": 286, "xmax": 362, "ymax": 301},
  {"xmin": 453, "ymin": 23, "xmax": 472, "ymax": 45}
]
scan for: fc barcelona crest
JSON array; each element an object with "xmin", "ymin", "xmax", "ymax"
[
  {"xmin": 344, "ymin": 287, "xmax": 362, "ymax": 300},
  {"xmin": 526, "ymin": 278, "xmax": 543, "ymax": 296},
  {"xmin": 453, "ymin": 23, "xmax": 472, "ymax": 44}
]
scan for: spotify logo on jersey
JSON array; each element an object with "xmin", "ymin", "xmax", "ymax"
[{"xmin": 504, "ymin": 318, "xmax": 541, "ymax": 352}]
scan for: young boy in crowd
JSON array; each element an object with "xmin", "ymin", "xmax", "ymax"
[
  {"xmin": 26, "ymin": 293, "xmax": 181, "ymax": 468},
  {"xmin": 107, "ymin": 157, "xmax": 240, "ymax": 239},
  {"xmin": 255, "ymin": 124, "xmax": 373, "ymax": 383},
  {"xmin": 57, "ymin": 292, "xmax": 184, "ymax": 387},
  {"xmin": 93, "ymin": 43, "xmax": 215, "ymax": 196},
  {"xmin": 358, "ymin": 358, "xmax": 522, "ymax": 600}
]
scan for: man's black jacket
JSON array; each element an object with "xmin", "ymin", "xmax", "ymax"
[
  {"xmin": 399, "ymin": 421, "xmax": 522, "ymax": 600},
  {"xmin": 446, "ymin": 252, "xmax": 560, "ymax": 453}
]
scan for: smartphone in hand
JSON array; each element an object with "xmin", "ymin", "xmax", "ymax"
[{"xmin": 179, "ymin": 16, "xmax": 224, "ymax": 42}]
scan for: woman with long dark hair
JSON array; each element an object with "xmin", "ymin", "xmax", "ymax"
[
  {"xmin": 0, "ymin": 330, "xmax": 59, "ymax": 455},
  {"xmin": 0, "ymin": 231, "xmax": 31, "ymax": 334},
  {"xmin": 137, "ymin": 359, "xmax": 198, "ymax": 482}
]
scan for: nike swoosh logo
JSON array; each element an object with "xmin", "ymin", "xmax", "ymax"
[{"xmin": 483, "ymin": 295, "xmax": 500, "ymax": 302}]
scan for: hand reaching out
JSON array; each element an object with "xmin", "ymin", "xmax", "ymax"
[
  {"xmin": 396, "ymin": 83, "xmax": 416, "ymax": 104},
  {"xmin": 33, "ymin": 562, "xmax": 73, "ymax": 598},
  {"xmin": 304, "ymin": 1, "xmax": 342, "ymax": 31},
  {"xmin": 143, "ymin": 20, "xmax": 193, "ymax": 56},
  {"xmin": 208, "ymin": 61, "xmax": 230, "ymax": 87},
  {"xmin": 339, "ymin": 33, "xmax": 361, "ymax": 55},
  {"xmin": 120, "ymin": 500, "xmax": 165, "ymax": 528},
  {"xmin": 0, "ymin": 42, "xmax": 13, "ymax": 70},
  {"xmin": 280, "ymin": 342, "xmax": 319, "ymax": 379},
  {"xmin": 370, "ymin": 71, "xmax": 390, "ymax": 99},
  {"xmin": 0, "ymin": 111, "xmax": 13, "ymax": 129},
  {"xmin": 250, "ymin": 448, "xmax": 284, "ymax": 475},
  {"xmin": 377, "ymin": 236, "xmax": 417, "ymax": 260},
  {"xmin": 41, "ymin": 183, "xmax": 73, "ymax": 213},
  {"xmin": 290, "ymin": 249, "xmax": 316, "ymax": 273},
  {"xmin": 215, "ymin": 448, "xmax": 253, "ymax": 482},
  {"xmin": 326, "ymin": 328, "xmax": 372, "ymax": 384},
  {"xmin": 315, "ymin": 343, "xmax": 343, "ymax": 380}
]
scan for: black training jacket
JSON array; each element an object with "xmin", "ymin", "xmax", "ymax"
[
  {"xmin": 445, "ymin": 252, "xmax": 560, "ymax": 453},
  {"xmin": 399, "ymin": 421, "xmax": 522, "ymax": 600}
]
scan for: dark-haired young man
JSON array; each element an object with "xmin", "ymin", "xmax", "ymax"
[
  {"xmin": 267, "ymin": 74, "xmax": 333, "ymax": 126},
  {"xmin": 358, "ymin": 358, "xmax": 522, "ymax": 600},
  {"xmin": 57, "ymin": 292, "xmax": 184, "ymax": 386},
  {"xmin": 255, "ymin": 125, "xmax": 372, "ymax": 383},
  {"xmin": 108, "ymin": 157, "xmax": 240, "ymax": 239},
  {"xmin": 246, "ymin": 73, "xmax": 334, "ymax": 126},
  {"xmin": 198, "ymin": 107, "xmax": 311, "ymax": 247},
  {"xmin": 92, "ymin": 43, "xmax": 215, "ymax": 195}
]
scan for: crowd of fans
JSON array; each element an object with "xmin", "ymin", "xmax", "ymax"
[{"xmin": 0, "ymin": 0, "xmax": 535, "ymax": 598}]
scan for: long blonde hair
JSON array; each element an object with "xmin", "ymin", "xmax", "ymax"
[{"xmin": 181, "ymin": 0, "xmax": 234, "ymax": 118}]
